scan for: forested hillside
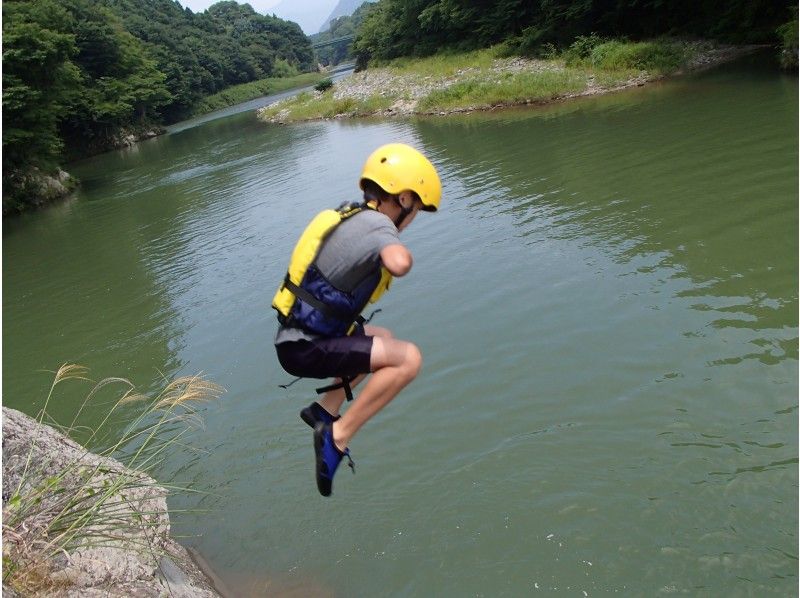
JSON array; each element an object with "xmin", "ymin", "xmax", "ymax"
[
  {"xmin": 354, "ymin": 0, "xmax": 794, "ymax": 64},
  {"xmin": 2, "ymin": 0, "xmax": 314, "ymax": 213},
  {"xmin": 319, "ymin": 0, "xmax": 374, "ymax": 33},
  {"xmin": 99, "ymin": 0, "xmax": 314, "ymax": 121},
  {"xmin": 310, "ymin": 2, "xmax": 374, "ymax": 66},
  {"xmin": 4, "ymin": 0, "xmax": 795, "ymax": 215}
]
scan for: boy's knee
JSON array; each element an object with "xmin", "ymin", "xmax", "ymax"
[
  {"xmin": 370, "ymin": 337, "xmax": 421, "ymax": 375},
  {"xmin": 405, "ymin": 343, "xmax": 422, "ymax": 378}
]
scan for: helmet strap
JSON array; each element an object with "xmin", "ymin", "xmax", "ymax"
[{"xmin": 393, "ymin": 196, "xmax": 413, "ymax": 228}]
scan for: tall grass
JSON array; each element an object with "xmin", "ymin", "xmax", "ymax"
[
  {"xmin": 2, "ymin": 364, "xmax": 224, "ymax": 594},
  {"xmin": 259, "ymin": 89, "xmax": 393, "ymax": 121},
  {"xmin": 419, "ymin": 69, "xmax": 587, "ymax": 112},
  {"xmin": 383, "ymin": 47, "xmax": 503, "ymax": 76},
  {"xmin": 565, "ymin": 36, "xmax": 690, "ymax": 74}
]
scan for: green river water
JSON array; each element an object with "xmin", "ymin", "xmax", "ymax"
[{"xmin": 3, "ymin": 53, "xmax": 798, "ymax": 596}]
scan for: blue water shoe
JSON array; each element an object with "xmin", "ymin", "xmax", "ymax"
[
  {"xmin": 300, "ymin": 402, "xmax": 339, "ymax": 429},
  {"xmin": 313, "ymin": 423, "xmax": 354, "ymax": 497}
]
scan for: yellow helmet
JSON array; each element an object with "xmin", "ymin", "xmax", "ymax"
[{"xmin": 359, "ymin": 143, "xmax": 441, "ymax": 212}]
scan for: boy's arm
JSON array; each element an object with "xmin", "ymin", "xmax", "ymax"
[{"xmin": 380, "ymin": 244, "xmax": 413, "ymax": 277}]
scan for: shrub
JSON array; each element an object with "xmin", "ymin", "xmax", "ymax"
[
  {"xmin": 499, "ymin": 26, "xmax": 548, "ymax": 57},
  {"xmin": 273, "ymin": 58, "xmax": 299, "ymax": 78},
  {"xmin": 587, "ymin": 40, "xmax": 687, "ymax": 73},
  {"xmin": 539, "ymin": 42, "xmax": 560, "ymax": 60},
  {"xmin": 564, "ymin": 33, "xmax": 606, "ymax": 65},
  {"xmin": 314, "ymin": 78, "xmax": 334, "ymax": 92}
]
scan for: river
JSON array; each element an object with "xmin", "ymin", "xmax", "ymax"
[{"xmin": 3, "ymin": 52, "xmax": 797, "ymax": 596}]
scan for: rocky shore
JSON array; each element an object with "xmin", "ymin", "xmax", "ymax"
[
  {"xmin": 258, "ymin": 43, "xmax": 765, "ymax": 123},
  {"xmin": 2, "ymin": 407, "xmax": 222, "ymax": 597},
  {"xmin": 3, "ymin": 126, "xmax": 164, "ymax": 217},
  {"xmin": 2, "ymin": 168, "xmax": 80, "ymax": 216}
]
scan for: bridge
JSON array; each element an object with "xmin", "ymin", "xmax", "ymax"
[{"xmin": 312, "ymin": 34, "xmax": 355, "ymax": 50}]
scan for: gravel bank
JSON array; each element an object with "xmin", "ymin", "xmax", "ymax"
[{"xmin": 258, "ymin": 43, "xmax": 764, "ymax": 123}]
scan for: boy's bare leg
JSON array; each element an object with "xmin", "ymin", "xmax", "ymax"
[
  {"xmin": 317, "ymin": 374, "xmax": 365, "ymax": 415},
  {"xmin": 317, "ymin": 325, "xmax": 394, "ymax": 416},
  {"xmin": 331, "ymin": 335, "xmax": 422, "ymax": 451}
]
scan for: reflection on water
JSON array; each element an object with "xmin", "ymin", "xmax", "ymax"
[
  {"xmin": 414, "ymin": 57, "xmax": 798, "ymax": 371},
  {"xmin": 166, "ymin": 68, "xmax": 354, "ymax": 134},
  {"xmin": 2, "ymin": 54, "xmax": 797, "ymax": 595}
]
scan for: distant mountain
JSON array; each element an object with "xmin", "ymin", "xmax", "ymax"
[
  {"xmin": 269, "ymin": 0, "xmax": 337, "ymax": 34},
  {"xmin": 318, "ymin": 0, "xmax": 374, "ymax": 32}
]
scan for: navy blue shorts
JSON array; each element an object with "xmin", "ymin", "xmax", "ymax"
[{"xmin": 275, "ymin": 331, "xmax": 374, "ymax": 379}]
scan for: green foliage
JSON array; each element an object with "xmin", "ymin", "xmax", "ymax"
[
  {"xmin": 310, "ymin": 6, "xmax": 362, "ymax": 67},
  {"xmin": 499, "ymin": 28, "xmax": 551, "ymax": 58},
  {"xmin": 310, "ymin": 2, "xmax": 378, "ymax": 67},
  {"xmin": 259, "ymin": 90, "xmax": 392, "ymax": 121},
  {"xmin": 353, "ymin": 0, "xmax": 795, "ymax": 68},
  {"xmin": 385, "ymin": 46, "xmax": 499, "ymax": 75},
  {"xmin": 189, "ymin": 71, "xmax": 324, "ymax": 116},
  {"xmin": 418, "ymin": 69, "xmax": 587, "ymax": 111},
  {"xmin": 260, "ymin": 42, "xmax": 708, "ymax": 123},
  {"xmin": 776, "ymin": 8, "xmax": 798, "ymax": 69},
  {"xmin": 314, "ymin": 77, "xmax": 334, "ymax": 92},
  {"xmin": 2, "ymin": 0, "xmax": 317, "ymax": 213},
  {"xmin": 59, "ymin": 1, "xmax": 172, "ymax": 155},
  {"xmin": 101, "ymin": 0, "xmax": 315, "ymax": 121},
  {"xmin": 272, "ymin": 58, "xmax": 300, "ymax": 78},
  {"xmin": 2, "ymin": 0, "xmax": 174, "ymax": 207},
  {"xmin": 354, "ymin": 0, "xmax": 587, "ymax": 65},
  {"xmin": 2, "ymin": 0, "xmax": 81, "ymax": 174},
  {"xmin": 586, "ymin": 40, "xmax": 687, "ymax": 73},
  {"xmin": 562, "ymin": 37, "xmax": 695, "ymax": 74},
  {"xmin": 563, "ymin": 33, "xmax": 606, "ymax": 64}
]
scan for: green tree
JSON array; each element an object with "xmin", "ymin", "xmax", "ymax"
[
  {"xmin": 353, "ymin": 0, "xmax": 794, "ymax": 66},
  {"xmin": 3, "ymin": 0, "xmax": 81, "ymax": 173},
  {"xmin": 58, "ymin": 0, "xmax": 171, "ymax": 154},
  {"xmin": 103, "ymin": 0, "xmax": 314, "ymax": 120}
]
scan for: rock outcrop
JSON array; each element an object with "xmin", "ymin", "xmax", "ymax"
[{"xmin": 2, "ymin": 407, "xmax": 221, "ymax": 597}]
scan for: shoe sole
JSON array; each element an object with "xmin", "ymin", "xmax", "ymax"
[
  {"xmin": 314, "ymin": 423, "xmax": 333, "ymax": 497},
  {"xmin": 300, "ymin": 407, "xmax": 315, "ymax": 428}
]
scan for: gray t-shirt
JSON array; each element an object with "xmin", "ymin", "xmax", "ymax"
[{"xmin": 275, "ymin": 208, "xmax": 399, "ymax": 343}]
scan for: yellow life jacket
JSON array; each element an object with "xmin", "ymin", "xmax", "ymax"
[{"xmin": 272, "ymin": 202, "xmax": 392, "ymax": 336}]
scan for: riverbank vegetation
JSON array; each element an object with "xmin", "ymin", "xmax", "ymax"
[
  {"xmin": 4, "ymin": 0, "xmax": 795, "ymax": 214},
  {"xmin": 2, "ymin": 0, "xmax": 316, "ymax": 214},
  {"xmin": 2, "ymin": 364, "xmax": 224, "ymax": 594},
  {"xmin": 353, "ymin": 0, "xmax": 792, "ymax": 67},
  {"xmin": 777, "ymin": 8, "xmax": 799, "ymax": 69},
  {"xmin": 257, "ymin": 39, "xmax": 722, "ymax": 122},
  {"xmin": 189, "ymin": 71, "xmax": 326, "ymax": 117},
  {"xmin": 264, "ymin": 89, "xmax": 393, "ymax": 121},
  {"xmin": 260, "ymin": 0, "xmax": 795, "ymax": 123}
]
